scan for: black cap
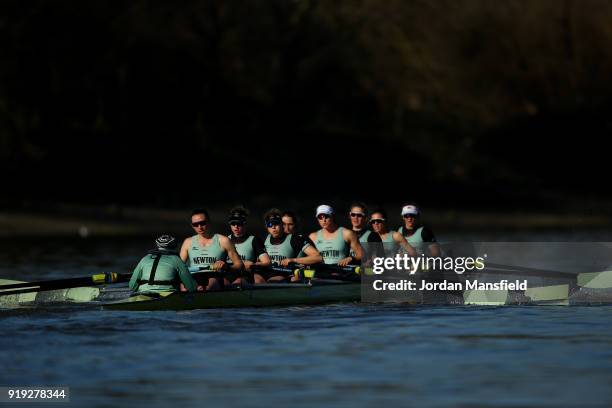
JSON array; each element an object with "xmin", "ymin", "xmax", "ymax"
[{"xmin": 228, "ymin": 212, "xmax": 247, "ymax": 224}]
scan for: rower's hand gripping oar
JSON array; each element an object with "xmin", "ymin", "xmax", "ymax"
[
  {"xmin": 249, "ymin": 264, "xmax": 359, "ymax": 281},
  {"xmin": 188, "ymin": 264, "xmax": 363, "ymax": 282},
  {"xmin": 188, "ymin": 266, "xmax": 215, "ymax": 273},
  {"xmin": 0, "ymin": 272, "xmax": 131, "ymax": 296},
  {"xmin": 284, "ymin": 264, "xmax": 362, "ymax": 282},
  {"xmin": 188, "ymin": 265, "xmax": 243, "ymax": 289},
  {"xmin": 250, "ymin": 264, "xmax": 301, "ymax": 280},
  {"xmin": 306, "ymin": 264, "xmax": 361, "ymax": 281}
]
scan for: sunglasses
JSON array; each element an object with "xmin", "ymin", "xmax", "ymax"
[
  {"xmin": 350, "ymin": 212, "xmax": 365, "ymax": 218},
  {"xmin": 370, "ymin": 219, "xmax": 386, "ymax": 224},
  {"xmin": 317, "ymin": 214, "xmax": 331, "ymax": 220},
  {"xmin": 266, "ymin": 220, "xmax": 282, "ymax": 228},
  {"xmin": 191, "ymin": 220, "xmax": 207, "ymax": 227},
  {"xmin": 403, "ymin": 214, "xmax": 417, "ymax": 218},
  {"xmin": 229, "ymin": 221, "xmax": 245, "ymax": 227}
]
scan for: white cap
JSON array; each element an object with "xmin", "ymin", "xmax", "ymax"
[
  {"xmin": 401, "ymin": 205, "xmax": 419, "ymax": 216},
  {"xmin": 316, "ymin": 204, "xmax": 334, "ymax": 216}
]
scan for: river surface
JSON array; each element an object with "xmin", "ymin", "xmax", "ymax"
[{"xmin": 1, "ymin": 233, "xmax": 612, "ymax": 408}]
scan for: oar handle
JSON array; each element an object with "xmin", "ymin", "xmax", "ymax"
[
  {"xmin": 92, "ymin": 272, "xmax": 130, "ymax": 284},
  {"xmin": 187, "ymin": 264, "xmax": 362, "ymax": 282},
  {"xmin": 316, "ymin": 264, "xmax": 361, "ymax": 274},
  {"xmin": 288, "ymin": 263, "xmax": 361, "ymax": 281},
  {"xmin": 276, "ymin": 263, "xmax": 361, "ymax": 273},
  {"xmin": 251, "ymin": 265, "xmax": 300, "ymax": 279},
  {"xmin": 188, "ymin": 266, "xmax": 214, "ymax": 273}
]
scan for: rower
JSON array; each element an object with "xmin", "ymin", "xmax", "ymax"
[
  {"xmin": 309, "ymin": 204, "xmax": 363, "ymax": 266},
  {"xmin": 398, "ymin": 203, "xmax": 441, "ymax": 256},
  {"xmin": 281, "ymin": 210, "xmax": 316, "ymax": 258},
  {"xmin": 281, "ymin": 210, "xmax": 298, "ymax": 235},
  {"xmin": 369, "ymin": 208, "xmax": 417, "ymax": 256},
  {"xmin": 348, "ymin": 202, "xmax": 382, "ymax": 259},
  {"xmin": 226, "ymin": 206, "xmax": 271, "ymax": 284},
  {"xmin": 180, "ymin": 208, "xmax": 243, "ymax": 290},
  {"xmin": 129, "ymin": 235, "xmax": 200, "ymax": 294},
  {"xmin": 262, "ymin": 209, "xmax": 322, "ymax": 282}
]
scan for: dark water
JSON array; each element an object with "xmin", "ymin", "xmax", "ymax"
[{"xmin": 1, "ymin": 235, "xmax": 612, "ymax": 407}]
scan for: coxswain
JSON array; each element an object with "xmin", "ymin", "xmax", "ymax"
[
  {"xmin": 309, "ymin": 204, "xmax": 363, "ymax": 266},
  {"xmin": 129, "ymin": 235, "xmax": 200, "ymax": 294},
  {"xmin": 180, "ymin": 208, "xmax": 243, "ymax": 290}
]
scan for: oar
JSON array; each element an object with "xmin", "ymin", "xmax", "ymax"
[
  {"xmin": 377, "ymin": 261, "xmax": 579, "ymax": 280},
  {"xmin": 483, "ymin": 262, "xmax": 578, "ymax": 280},
  {"xmin": 315, "ymin": 264, "xmax": 362, "ymax": 274},
  {"xmin": 188, "ymin": 266, "xmax": 218, "ymax": 273},
  {"xmin": 251, "ymin": 265, "xmax": 300, "ymax": 280},
  {"xmin": 291, "ymin": 264, "xmax": 361, "ymax": 281},
  {"xmin": 249, "ymin": 264, "xmax": 361, "ymax": 282},
  {"xmin": 0, "ymin": 272, "xmax": 131, "ymax": 296},
  {"xmin": 188, "ymin": 264, "xmax": 362, "ymax": 283},
  {"xmin": 190, "ymin": 266, "xmax": 268, "ymax": 286}
]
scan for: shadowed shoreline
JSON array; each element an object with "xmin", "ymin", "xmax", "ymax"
[{"xmin": 2, "ymin": 206, "xmax": 611, "ymax": 238}]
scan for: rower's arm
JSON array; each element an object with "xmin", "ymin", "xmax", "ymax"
[
  {"xmin": 179, "ymin": 237, "xmax": 191, "ymax": 263},
  {"xmin": 421, "ymin": 228, "xmax": 440, "ymax": 257},
  {"xmin": 344, "ymin": 229, "xmax": 363, "ymax": 263},
  {"xmin": 297, "ymin": 244, "xmax": 323, "ymax": 265},
  {"xmin": 220, "ymin": 236, "xmax": 243, "ymax": 271},
  {"xmin": 129, "ymin": 257, "xmax": 144, "ymax": 292},
  {"xmin": 257, "ymin": 253, "xmax": 272, "ymax": 267},
  {"xmin": 394, "ymin": 232, "xmax": 417, "ymax": 257},
  {"xmin": 428, "ymin": 243, "xmax": 441, "ymax": 257},
  {"xmin": 253, "ymin": 237, "xmax": 271, "ymax": 267},
  {"xmin": 308, "ymin": 232, "xmax": 317, "ymax": 248},
  {"xmin": 175, "ymin": 258, "xmax": 198, "ymax": 292}
]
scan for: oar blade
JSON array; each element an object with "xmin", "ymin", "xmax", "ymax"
[
  {"xmin": 0, "ymin": 272, "xmax": 131, "ymax": 296},
  {"xmin": 525, "ymin": 284, "xmax": 569, "ymax": 305},
  {"xmin": 578, "ymin": 270, "xmax": 612, "ymax": 288}
]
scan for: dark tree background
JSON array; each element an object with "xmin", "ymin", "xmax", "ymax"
[{"xmin": 1, "ymin": 0, "xmax": 611, "ymax": 212}]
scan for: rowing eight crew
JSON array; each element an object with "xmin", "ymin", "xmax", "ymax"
[{"xmin": 129, "ymin": 203, "xmax": 438, "ymax": 294}]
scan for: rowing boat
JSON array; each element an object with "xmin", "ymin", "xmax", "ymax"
[
  {"xmin": 104, "ymin": 268, "xmax": 612, "ymax": 311},
  {"xmin": 104, "ymin": 280, "xmax": 361, "ymax": 311},
  {"xmin": 3, "ymin": 267, "xmax": 612, "ymax": 310},
  {"xmin": 0, "ymin": 266, "xmax": 355, "ymax": 309}
]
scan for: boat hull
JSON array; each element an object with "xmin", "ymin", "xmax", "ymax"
[
  {"xmin": 4, "ymin": 270, "xmax": 612, "ymax": 310},
  {"xmin": 104, "ymin": 280, "xmax": 361, "ymax": 311}
]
